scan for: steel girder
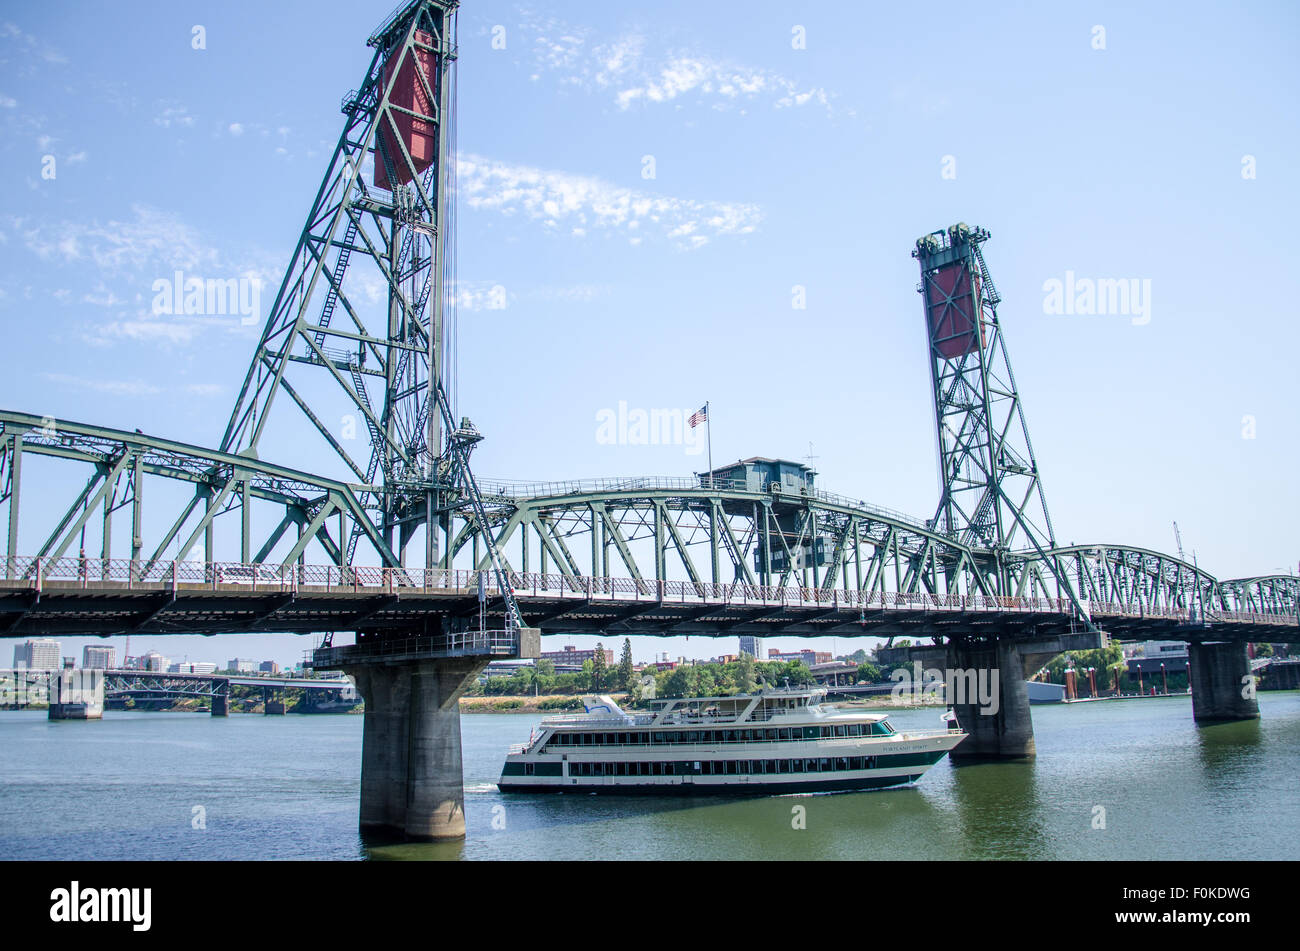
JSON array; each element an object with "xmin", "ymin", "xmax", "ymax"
[
  {"xmin": 1030, "ymin": 545, "xmax": 1221, "ymax": 619},
  {"xmin": 457, "ymin": 486, "xmax": 994, "ymax": 599},
  {"xmin": 1, "ymin": 411, "xmax": 391, "ymax": 576},
  {"xmin": 1218, "ymin": 575, "xmax": 1300, "ymax": 617}
]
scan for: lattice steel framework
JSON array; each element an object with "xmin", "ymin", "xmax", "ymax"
[
  {"xmin": 222, "ymin": 0, "xmax": 477, "ymax": 573},
  {"xmin": 914, "ymin": 224, "xmax": 1058, "ymax": 595}
]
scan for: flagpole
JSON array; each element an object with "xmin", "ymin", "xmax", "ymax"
[{"xmin": 706, "ymin": 401, "xmax": 713, "ymax": 487}]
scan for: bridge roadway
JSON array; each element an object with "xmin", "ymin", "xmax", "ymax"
[{"xmin": 0, "ymin": 555, "xmax": 1296, "ymax": 642}]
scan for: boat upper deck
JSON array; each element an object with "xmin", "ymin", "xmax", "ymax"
[{"xmin": 537, "ymin": 687, "xmax": 888, "ymax": 732}]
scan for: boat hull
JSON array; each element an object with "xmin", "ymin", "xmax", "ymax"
[{"xmin": 499, "ymin": 773, "xmax": 927, "ymax": 795}]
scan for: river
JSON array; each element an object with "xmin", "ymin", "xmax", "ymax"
[{"xmin": 2, "ymin": 692, "xmax": 1297, "ymax": 861}]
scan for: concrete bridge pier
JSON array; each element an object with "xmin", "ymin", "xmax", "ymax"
[
  {"xmin": 945, "ymin": 640, "xmax": 1051, "ymax": 761},
  {"xmin": 211, "ymin": 687, "xmax": 229, "ymax": 717},
  {"xmin": 347, "ymin": 658, "xmax": 487, "ymax": 841},
  {"xmin": 882, "ymin": 629, "xmax": 1105, "ymax": 762},
  {"xmin": 48, "ymin": 669, "xmax": 104, "ymax": 720},
  {"xmin": 1188, "ymin": 641, "xmax": 1259, "ymax": 722}
]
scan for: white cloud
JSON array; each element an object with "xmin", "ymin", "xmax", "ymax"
[
  {"xmin": 516, "ymin": 10, "xmax": 833, "ymax": 115},
  {"xmin": 0, "ymin": 94, "xmax": 15, "ymax": 108},
  {"xmin": 456, "ymin": 153, "xmax": 761, "ymax": 249},
  {"xmin": 19, "ymin": 204, "xmax": 223, "ymax": 273},
  {"xmin": 43, "ymin": 373, "xmax": 162, "ymax": 398},
  {"xmin": 1, "ymin": 21, "xmax": 66, "ymax": 72},
  {"xmin": 85, "ymin": 318, "xmax": 200, "ymax": 348},
  {"xmin": 228, "ymin": 122, "xmax": 244, "ymax": 136},
  {"xmin": 11, "ymin": 206, "xmax": 277, "ymax": 350},
  {"xmin": 82, "ymin": 282, "xmax": 123, "ymax": 308},
  {"xmin": 154, "ymin": 102, "xmax": 195, "ymax": 128}
]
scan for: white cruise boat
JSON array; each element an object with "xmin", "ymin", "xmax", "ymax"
[{"xmin": 498, "ymin": 686, "xmax": 966, "ymax": 795}]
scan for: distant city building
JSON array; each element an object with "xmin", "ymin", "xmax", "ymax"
[
  {"xmin": 169, "ymin": 662, "xmax": 218, "ymax": 675},
  {"xmin": 259, "ymin": 660, "xmax": 280, "ymax": 675},
  {"xmin": 1132, "ymin": 640, "xmax": 1189, "ymax": 660},
  {"xmin": 227, "ymin": 658, "xmax": 256, "ymax": 673},
  {"xmin": 1127, "ymin": 640, "xmax": 1189, "ymax": 676},
  {"xmin": 738, "ymin": 636, "xmax": 764, "ymax": 659},
  {"xmin": 539, "ymin": 646, "xmax": 614, "ymax": 669},
  {"xmin": 142, "ymin": 651, "xmax": 167, "ymax": 672},
  {"xmin": 767, "ymin": 648, "xmax": 831, "ymax": 667},
  {"xmin": 83, "ymin": 646, "xmax": 116, "ymax": 669},
  {"xmin": 481, "ymin": 660, "xmax": 537, "ymax": 681},
  {"xmin": 12, "ymin": 639, "xmax": 61, "ymax": 670}
]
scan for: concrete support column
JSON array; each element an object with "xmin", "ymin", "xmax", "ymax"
[
  {"xmin": 947, "ymin": 640, "xmax": 1037, "ymax": 761},
  {"xmin": 347, "ymin": 658, "xmax": 487, "ymax": 840},
  {"xmin": 211, "ymin": 691, "xmax": 229, "ymax": 717},
  {"xmin": 405, "ymin": 659, "xmax": 484, "ymax": 840},
  {"xmin": 48, "ymin": 670, "xmax": 104, "ymax": 720},
  {"xmin": 352, "ymin": 665, "xmax": 410, "ymax": 833},
  {"xmin": 263, "ymin": 687, "xmax": 286, "ymax": 715},
  {"xmin": 1188, "ymin": 641, "xmax": 1259, "ymax": 723}
]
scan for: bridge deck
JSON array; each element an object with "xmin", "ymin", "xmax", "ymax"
[{"xmin": 1, "ymin": 558, "xmax": 1294, "ymax": 640}]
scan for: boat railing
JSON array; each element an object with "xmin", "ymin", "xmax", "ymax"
[
  {"xmin": 540, "ymin": 713, "xmax": 656, "ymax": 728},
  {"xmin": 536, "ymin": 725, "xmax": 907, "ymax": 747}
]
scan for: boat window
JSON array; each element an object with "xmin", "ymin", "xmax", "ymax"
[
  {"xmin": 819, "ymin": 758, "xmax": 831, "ymax": 771},
  {"xmin": 834, "ymin": 725, "xmax": 848, "ymax": 737}
]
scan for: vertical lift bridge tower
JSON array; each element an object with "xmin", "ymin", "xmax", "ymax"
[
  {"xmin": 913, "ymin": 224, "xmax": 1105, "ymax": 758},
  {"xmin": 228, "ymin": 0, "xmax": 537, "ymax": 839}
]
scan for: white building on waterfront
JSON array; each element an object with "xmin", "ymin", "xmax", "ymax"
[
  {"xmin": 83, "ymin": 646, "xmax": 116, "ymax": 669},
  {"xmin": 169, "ymin": 662, "xmax": 218, "ymax": 675},
  {"xmin": 12, "ymin": 639, "xmax": 61, "ymax": 670}
]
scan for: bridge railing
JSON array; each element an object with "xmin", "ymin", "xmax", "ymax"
[
  {"xmin": 3, "ymin": 555, "xmax": 1294, "ymax": 626},
  {"xmin": 306, "ymin": 628, "xmax": 519, "ymax": 667},
  {"xmin": 477, "ymin": 476, "xmax": 932, "ymax": 529}
]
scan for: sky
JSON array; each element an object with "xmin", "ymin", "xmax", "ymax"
[{"xmin": 1, "ymin": 0, "xmax": 1297, "ymax": 668}]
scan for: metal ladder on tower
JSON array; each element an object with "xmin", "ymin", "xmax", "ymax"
[
  {"xmin": 973, "ymin": 244, "xmax": 1001, "ymax": 306},
  {"xmin": 313, "ymin": 215, "xmax": 361, "ymax": 350}
]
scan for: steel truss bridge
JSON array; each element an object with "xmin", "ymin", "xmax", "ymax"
[
  {"xmin": 0, "ymin": 0, "xmax": 1295, "ymax": 655},
  {"xmin": 1, "ymin": 667, "xmax": 353, "ymax": 705},
  {"xmin": 0, "ymin": 433, "xmax": 1295, "ymax": 644}
]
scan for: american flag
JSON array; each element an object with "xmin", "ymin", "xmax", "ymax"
[{"xmin": 688, "ymin": 405, "xmax": 708, "ymax": 428}]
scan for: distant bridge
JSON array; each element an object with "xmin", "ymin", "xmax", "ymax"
[{"xmin": 1, "ymin": 667, "xmax": 356, "ymax": 716}]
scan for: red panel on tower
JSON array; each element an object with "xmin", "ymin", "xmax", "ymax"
[
  {"xmin": 924, "ymin": 261, "xmax": 985, "ymax": 359},
  {"xmin": 375, "ymin": 30, "xmax": 437, "ymax": 190}
]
